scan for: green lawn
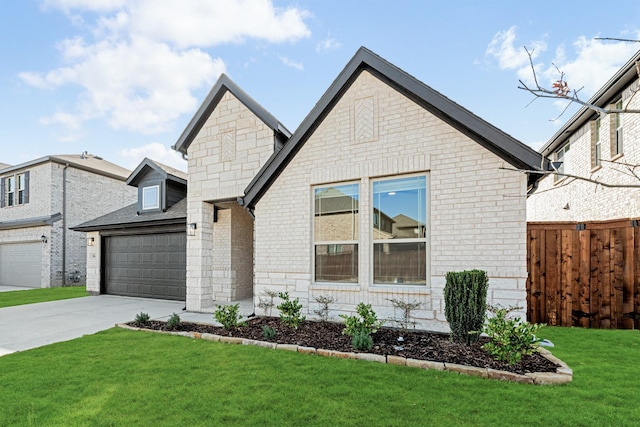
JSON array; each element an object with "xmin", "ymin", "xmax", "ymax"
[
  {"xmin": 0, "ymin": 286, "xmax": 88, "ymax": 308},
  {"xmin": 0, "ymin": 326, "xmax": 638, "ymax": 426}
]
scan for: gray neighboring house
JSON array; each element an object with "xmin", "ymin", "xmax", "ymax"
[
  {"xmin": 0, "ymin": 153, "xmax": 136, "ymax": 288},
  {"xmin": 72, "ymin": 158, "xmax": 188, "ymax": 301}
]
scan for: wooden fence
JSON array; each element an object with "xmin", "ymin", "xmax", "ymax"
[{"xmin": 527, "ymin": 219, "xmax": 640, "ymax": 329}]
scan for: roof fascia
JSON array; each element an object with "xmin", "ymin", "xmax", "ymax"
[
  {"xmin": 243, "ymin": 47, "xmax": 546, "ymax": 208},
  {"xmin": 126, "ymin": 158, "xmax": 168, "ymax": 186},
  {"xmin": 0, "ymin": 213, "xmax": 62, "ymax": 230},
  {"xmin": 70, "ymin": 216, "xmax": 186, "ymax": 232},
  {"xmin": 172, "ymin": 74, "xmax": 291, "ymax": 155}
]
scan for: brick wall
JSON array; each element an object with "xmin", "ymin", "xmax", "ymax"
[
  {"xmin": 254, "ymin": 71, "xmax": 528, "ymax": 331},
  {"xmin": 528, "ymin": 80, "xmax": 640, "ymax": 222}
]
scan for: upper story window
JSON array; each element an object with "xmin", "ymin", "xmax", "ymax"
[
  {"xmin": 313, "ymin": 183, "xmax": 359, "ymax": 283},
  {"xmin": 142, "ymin": 185, "xmax": 160, "ymax": 210},
  {"xmin": 372, "ymin": 175, "xmax": 427, "ymax": 285},
  {"xmin": 555, "ymin": 144, "xmax": 570, "ymax": 179},
  {"xmin": 592, "ymin": 117, "xmax": 602, "ymax": 168},
  {"xmin": 612, "ymin": 100, "xmax": 623, "ymax": 157},
  {"xmin": 1, "ymin": 172, "xmax": 29, "ymax": 208}
]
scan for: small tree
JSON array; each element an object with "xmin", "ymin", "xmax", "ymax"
[
  {"xmin": 444, "ymin": 270, "xmax": 488, "ymax": 345},
  {"xmin": 312, "ymin": 294, "xmax": 336, "ymax": 322},
  {"xmin": 387, "ymin": 298, "xmax": 422, "ymax": 332},
  {"xmin": 257, "ymin": 289, "xmax": 278, "ymax": 317}
]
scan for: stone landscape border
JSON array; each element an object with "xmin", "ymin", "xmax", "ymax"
[{"xmin": 117, "ymin": 323, "xmax": 573, "ymax": 385}]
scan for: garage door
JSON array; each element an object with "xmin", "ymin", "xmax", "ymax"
[
  {"xmin": 104, "ymin": 233, "xmax": 186, "ymax": 301},
  {"xmin": 0, "ymin": 242, "xmax": 42, "ymax": 287}
]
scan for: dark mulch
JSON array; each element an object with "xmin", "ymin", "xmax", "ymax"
[{"xmin": 129, "ymin": 317, "xmax": 558, "ymax": 375}]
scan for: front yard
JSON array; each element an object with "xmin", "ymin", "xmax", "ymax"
[
  {"xmin": 0, "ymin": 286, "xmax": 88, "ymax": 308},
  {"xmin": 0, "ymin": 326, "xmax": 638, "ymax": 426}
]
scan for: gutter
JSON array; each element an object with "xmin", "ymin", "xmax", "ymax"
[{"xmin": 62, "ymin": 163, "xmax": 68, "ymax": 286}]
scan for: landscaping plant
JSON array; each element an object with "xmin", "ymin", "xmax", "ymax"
[
  {"xmin": 261, "ymin": 325, "xmax": 277, "ymax": 340},
  {"xmin": 257, "ymin": 288, "xmax": 278, "ymax": 317},
  {"xmin": 214, "ymin": 304, "xmax": 246, "ymax": 330},
  {"xmin": 166, "ymin": 313, "xmax": 181, "ymax": 329},
  {"xmin": 351, "ymin": 330, "xmax": 374, "ymax": 351},
  {"xmin": 387, "ymin": 298, "xmax": 421, "ymax": 332},
  {"xmin": 134, "ymin": 312, "xmax": 150, "ymax": 326},
  {"xmin": 444, "ymin": 269, "xmax": 488, "ymax": 345},
  {"xmin": 312, "ymin": 294, "xmax": 336, "ymax": 322},
  {"xmin": 483, "ymin": 305, "xmax": 543, "ymax": 365},
  {"xmin": 277, "ymin": 292, "xmax": 305, "ymax": 329},
  {"xmin": 340, "ymin": 302, "xmax": 383, "ymax": 351}
]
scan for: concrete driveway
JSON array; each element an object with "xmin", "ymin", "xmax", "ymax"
[{"xmin": 0, "ymin": 294, "xmax": 217, "ymax": 356}]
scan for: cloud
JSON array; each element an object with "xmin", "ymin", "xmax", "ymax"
[
  {"xmin": 279, "ymin": 56, "xmax": 304, "ymax": 70},
  {"xmin": 120, "ymin": 142, "xmax": 187, "ymax": 171},
  {"xmin": 486, "ymin": 26, "xmax": 547, "ymax": 71},
  {"xmin": 316, "ymin": 35, "xmax": 341, "ymax": 53},
  {"xmin": 23, "ymin": 0, "xmax": 311, "ymax": 135}
]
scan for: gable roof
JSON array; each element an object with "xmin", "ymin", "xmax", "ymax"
[
  {"xmin": 540, "ymin": 49, "xmax": 640, "ymax": 157},
  {"xmin": 126, "ymin": 157, "xmax": 187, "ymax": 187},
  {"xmin": 242, "ymin": 47, "xmax": 546, "ymax": 209},
  {"xmin": 172, "ymin": 74, "xmax": 291, "ymax": 155},
  {"xmin": 0, "ymin": 153, "xmax": 130, "ymax": 180}
]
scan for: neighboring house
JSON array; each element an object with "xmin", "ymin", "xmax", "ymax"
[
  {"xmin": 0, "ymin": 153, "xmax": 135, "ymax": 288},
  {"xmin": 173, "ymin": 47, "xmax": 545, "ymax": 331},
  {"xmin": 72, "ymin": 158, "xmax": 187, "ymax": 301},
  {"xmin": 527, "ymin": 49, "xmax": 640, "ymax": 222}
]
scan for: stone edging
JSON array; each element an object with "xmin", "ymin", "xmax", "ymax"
[{"xmin": 116, "ymin": 323, "xmax": 573, "ymax": 385}]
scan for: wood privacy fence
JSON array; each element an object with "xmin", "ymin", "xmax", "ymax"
[{"xmin": 527, "ymin": 219, "xmax": 640, "ymax": 329}]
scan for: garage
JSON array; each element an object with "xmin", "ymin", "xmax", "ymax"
[
  {"xmin": 104, "ymin": 232, "xmax": 186, "ymax": 301},
  {"xmin": 0, "ymin": 241, "xmax": 42, "ymax": 288}
]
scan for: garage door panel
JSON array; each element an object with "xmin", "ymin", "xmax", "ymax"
[
  {"xmin": 104, "ymin": 233, "xmax": 186, "ymax": 301},
  {"xmin": 0, "ymin": 242, "xmax": 43, "ymax": 287}
]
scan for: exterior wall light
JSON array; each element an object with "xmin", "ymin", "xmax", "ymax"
[
  {"xmin": 41, "ymin": 235, "xmax": 47, "ymax": 244},
  {"xmin": 87, "ymin": 237, "xmax": 95, "ymax": 246},
  {"xmin": 187, "ymin": 223, "xmax": 197, "ymax": 236}
]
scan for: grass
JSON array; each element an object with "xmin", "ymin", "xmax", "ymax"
[
  {"xmin": 0, "ymin": 326, "xmax": 638, "ymax": 426},
  {"xmin": 0, "ymin": 286, "xmax": 88, "ymax": 308}
]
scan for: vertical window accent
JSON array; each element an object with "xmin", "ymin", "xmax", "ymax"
[
  {"xmin": 17, "ymin": 174, "xmax": 25, "ymax": 205},
  {"xmin": 313, "ymin": 183, "xmax": 359, "ymax": 283},
  {"xmin": 592, "ymin": 117, "xmax": 601, "ymax": 168},
  {"xmin": 554, "ymin": 144, "xmax": 570, "ymax": 181},
  {"xmin": 7, "ymin": 176, "xmax": 15, "ymax": 206},
  {"xmin": 142, "ymin": 185, "xmax": 160, "ymax": 210},
  {"xmin": 372, "ymin": 175, "xmax": 427, "ymax": 285},
  {"xmin": 613, "ymin": 100, "xmax": 623, "ymax": 156}
]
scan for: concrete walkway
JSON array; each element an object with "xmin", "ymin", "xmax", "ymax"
[{"xmin": 0, "ymin": 294, "xmax": 253, "ymax": 356}]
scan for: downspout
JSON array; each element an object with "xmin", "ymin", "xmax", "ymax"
[{"xmin": 62, "ymin": 163, "xmax": 68, "ymax": 286}]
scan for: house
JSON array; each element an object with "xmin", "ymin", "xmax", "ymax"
[
  {"xmin": 527, "ymin": 49, "xmax": 640, "ymax": 222},
  {"xmin": 0, "ymin": 153, "xmax": 135, "ymax": 288},
  {"xmin": 72, "ymin": 158, "xmax": 187, "ymax": 301},
  {"xmin": 173, "ymin": 47, "xmax": 545, "ymax": 330}
]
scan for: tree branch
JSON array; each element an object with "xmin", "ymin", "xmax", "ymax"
[{"xmin": 500, "ymin": 166, "xmax": 640, "ymax": 188}]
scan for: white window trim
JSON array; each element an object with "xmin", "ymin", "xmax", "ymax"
[
  {"xmin": 142, "ymin": 185, "xmax": 160, "ymax": 210},
  {"xmin": 370, "ymin": 173, "xmax": 430, "ymax": 286}
]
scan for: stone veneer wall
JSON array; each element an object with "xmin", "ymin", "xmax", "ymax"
[{"xmin": 253, "ymin": 71, "xmax": 528, "ymax": 331}]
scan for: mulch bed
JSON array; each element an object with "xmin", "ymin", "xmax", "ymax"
[{"xmin": 129, "ymin": 317, "xmax": 558, "ymax": 375}]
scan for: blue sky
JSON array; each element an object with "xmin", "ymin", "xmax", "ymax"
[{"xmin": 2, "ymin": 1, "xmax": 640, "ymax": 172}]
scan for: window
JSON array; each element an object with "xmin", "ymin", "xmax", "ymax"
[
  {"xmin": 372, "ymin": 175, "xmax": 427, "ymax": 285},
  {"xmin": 142, "ymin": 185, "xmax": 160, "ymax": 210},
  {"xmin": 592, "ymin": 117, "xmax": 601, "ymax": 168},
  {"xmin": 555, "ymin": 144, "xmax": 570, "ymax": 178},
  {"xmin": 1, "ymin": 172, "xmax": 28, "ymax": 208},
  {"xmin": 613, "ymin": 100, "xmax": 623, "ymax": 156},
  {"xmin": 313, "ymin": 183, "xmax": 359, "ymax": 283}
]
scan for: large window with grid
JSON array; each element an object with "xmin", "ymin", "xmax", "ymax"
[
  {"xmin": 313, "ymin": 183, "xmax": 359, "ymax": 283},
  {"xmin": 372, "ymin": 175, "xmax": 427, "ymax": 285},
  {"xmin": 1, "ymin": 172, "xmax": 28, "ymax": 208}
]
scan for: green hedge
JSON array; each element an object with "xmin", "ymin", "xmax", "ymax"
[{"xmin": 444, "ymin": 270, "xmax": 488, "ymax": 345}]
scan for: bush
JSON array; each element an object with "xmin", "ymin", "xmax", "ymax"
[
  {"xmin": 261, "ymin": 325, "xmax": 277, "ymax": 340},
  {"xmin": 134, "ymin": 312, "xmax": 150, "ymax": 325},
  {"xmin": 277, "ymin": 292, "xmax": 305, "ymax": 329},
  {"xmin": 214, "ymin": 304, "xmax": 246, "ymax": 330},
  {"xmin": 387, "ymin": 298, "xmax": 421, "ymax": 332},
  {"xmin": 444, "ymin": 270, "xmax": 488, "ymax": 345},
  {"xmin": 351, "ymin": 330, "xmax": 373, "ymax": 352},
  {"xmin": 312, "ymin": 295, "xmax": 336, "ymax": 322},
  {"xmin": 166, "ymin": 313, "xmax": 181, "ymax": 329},
  {"xmin": 483, "ymin": 305, "xmax": 543, "ymax": 365}
]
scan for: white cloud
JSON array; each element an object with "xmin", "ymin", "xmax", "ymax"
[
  {"xmin": 120, "ymin": 142, "xmax": 187, "ymax": 171},
  {"xmin": 486, "ymin": 26, "xmax": 547, "ymax": 71},
  {"xmin": 23, "ymin": 0, "xmax": 311, "ymax": 135},
  {"xmin": 279, "ymin": 56, "xmax": 304, "ymax": 70},
  {"xmin": 316, "ymin": 36, "xmax": 341, "ymax": 53}
]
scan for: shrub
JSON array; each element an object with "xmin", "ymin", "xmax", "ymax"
[
  {"xmin": 166, "ymin": 313, "xmax": 181, "ymax": 329},
  {"xmin": 483, "ymin": 305, "xmax": 543, "ymax": 365},
  {"xmin": 387, "ymin": 298, "xmax": 421, "ymax": 332},
  {"xmin": 444, "ymin": 270, "xmax": 488, "ymax": 345},
  {"xmin": 277, "ymin": 292, "xmax": 305, "ymax": 329},
  {"xmin": 134, "ymin": 312, "xmax": 150, "ymax": 325},
  {"xmin": 257, "ymin": 289, "xmax": 278, "ymax": 317},
  {"xmin": 214, "ymin": 304, "xmax": 246, "ymax": 330},
  {"xmin": 340, "ymin": 303, "xmax": 383, "ymax": 337},
  {"xmin": 261, "ymin": 325, "xmax": 277, "ymax": 340},
  {"xmin": 312, "ymin": 295, "xmax": 336, "ymax": 322},
  {"xmin": 351, "ymin": 330, "xmax": 374, "ymax": 352}
]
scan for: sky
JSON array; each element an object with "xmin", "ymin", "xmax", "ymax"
[{"xmin": 2, "ymin": 1, "xmax": 640, "ymax": 173}]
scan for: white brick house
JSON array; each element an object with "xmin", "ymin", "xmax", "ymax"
[
  {"xmin": 174, "ymin": 47, "xmax": 545, "ymax": 330},
  {"xmin": 528, "ymin": 50, "xmax": 640, "ymax": 222},
  {"xmin": 0, "ymin": 154, "xmax": 136, "ymax": 288}
]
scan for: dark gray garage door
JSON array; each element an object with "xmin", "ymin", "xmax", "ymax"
[{"xmin": 104, "ymin": 233, "xmax": 186, "ymax": 301}]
